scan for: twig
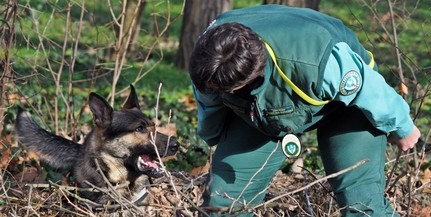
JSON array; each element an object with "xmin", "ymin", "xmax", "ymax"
[
  {"xmin": 133, "ymin": 2, "xmax": 186, "ymax": 84},
  {"xmin": 253, "ymin": 159, "xmax": 369, "ymax": 210},
  {"xmin": 387, "ymin": 0, "xmax": 406, "ymax": 94},
  {"xmin": 303, "ymin": 175, "xmax": 314, "ymax": 217},
  {"xmin": 47, "ymin": 181, "xmax": 101, "ymax": 207},
  {"xmin": 92, "ymin": 159, "xmax": 144, "ymax": 214},
  {"xmin": 57, "ymin": 187, "xmax": 95, "ymax": 217},
  {"xmin": 0, "ymin": 0, "xmax": 17, "ymax": 134},
  {"xmin": 407, "ymin": 171, "xmax": 413, "ymax": 217},
  {"xmin": 386, "ymin": 170, "xmax": 408, "ymax": 194},
  {"xmin": 152, "ymin": 83, "xmax": 183, "ymax": 202},
  {"xmin": 327, "ymin": 197, "xmax": 334, "ymax": 216},
  {"xmin": 301, "ymin": 166, "xmax": 335, "ymax": 200},
  {"xmin": 26, "ymin": 184, "xmax": 34, "ymax": 217},
  {"xmin": 175, "ymin": 188, "xmax": 209, "ymax": 216},
  {"xmin": 386, "ymin": 150, "xmax": 402, "ymax": 191},
  {"xmin": 199, "ymin": 160, "xmax": 369, "ymax": 216},
  {"xmin": 93, "ymin": 159, "xmax": 121, "ymax": 199},
  {"xmin": 234, "ymin": 142, "xmax": 280, "ymax": 210},
  {"xmin": 404, "ymin": 180, "xmax": 431, "ymax": 197}
]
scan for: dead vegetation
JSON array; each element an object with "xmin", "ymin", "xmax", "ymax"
[{"xmin": 1, "ymin": 132, "xmax": 430, "ymax": 216}]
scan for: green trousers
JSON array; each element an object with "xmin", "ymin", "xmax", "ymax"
[{"xmin": 203, "ymin": 107, "xmax": 398, "ymax": 216}]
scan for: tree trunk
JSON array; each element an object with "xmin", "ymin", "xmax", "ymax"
[
  {"xmin": 175, "ymin": 0, "xmax": 232, "ymax": 70},
  {"xmin": 264, "ymin": 0, "xmax": 321, "ymax": 11},
  {"xmin": 112, "ymin": 0, "xmax": 146, "ymax": 60},
  {"xmin": 0, "ymin": 0, "xmax": 17, "ymax": 135},
  {"xmin": 109, "ymin": 0, "xmax": 145, "ymax": 104}
]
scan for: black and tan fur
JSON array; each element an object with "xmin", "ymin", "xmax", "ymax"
[{"xmin": 15, "ymin": 85, "xmax": 178, "ymax": 204}]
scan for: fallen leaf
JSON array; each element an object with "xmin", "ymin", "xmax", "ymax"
[
  {"xmin": 15, "ymin": 167, "xmax": 46, "ymax": 184},
  {"xmin": 189, "ymin": 160, "xmax": 210, "ymax": 176},
  {"xmin": 420, "ymin": 168, "xmax": 431, "ymax": 193},
  {"xmin": 0, "ymin": 135, "xmax": 14, "ymax": 169},
  {"xmin": 0, "ymin": 147, "xmax": 11, "ymax": 169},
  {"xmin": 156, "ymin": 123, "xmax": 177, "ymax": 136},
  {"xmin": 180, "ymin": 95, "xmax": 196, "ymax": 111},
  {"xmin": 413, "ymin": 204, "xmax": 431, "ymax": 217},
  {"xmin": 291, "ymin": 158, "xmax": 304, "ymax": 174}
]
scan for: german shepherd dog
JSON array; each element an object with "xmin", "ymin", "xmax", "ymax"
[{"xmin": 15, "ymin": 85, "xmax": 178, "ymax": 204}]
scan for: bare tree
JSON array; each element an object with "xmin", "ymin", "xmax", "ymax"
[
  {"xmin": 110, "ymin": 0, "xmax": 146, "ymax": 104},
  {"xmin": 0, "ymin": 0, "xmax": 17, "ymax": 135},
  {"xmin": 175, "ymin": 0, "xmax": 232, "ymax": 70},
  {"xmin": 113, "ymin": 0, "xmax": 146, "ymax": 58}
]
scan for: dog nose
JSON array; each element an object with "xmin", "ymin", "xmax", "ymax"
[{"xmin": 168, "ymin": 136, "xmax": 179, "ymax": 154}]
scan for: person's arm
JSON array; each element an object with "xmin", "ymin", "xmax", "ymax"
[
  {"xmin": 193, "ymin": 86, "xmax": 229, "ymax": 146},
  {"xmin": 320, "ymin": 42, "xmax": 420, "ymax": 150}
]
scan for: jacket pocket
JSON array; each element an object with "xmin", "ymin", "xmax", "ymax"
[{"xmin": 263, "ymin": 105, "xmax": 312, "ymax": 134}]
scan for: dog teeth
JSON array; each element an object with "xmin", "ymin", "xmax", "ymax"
[
  {"xmin": 137, "ymin": 156, "xmax": 159, "ymax": 171},
  {"xmin": 138, "ymin": 156, "xmax": 151, "ymax": 166},
  {"xmin": 139, "ymin": 157, "xmax": 147, "ymax": 165}
]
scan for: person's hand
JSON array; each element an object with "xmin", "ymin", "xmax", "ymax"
[{"xmin": 388, "ymin": 125, "xmax": 421, "ymax": 151}]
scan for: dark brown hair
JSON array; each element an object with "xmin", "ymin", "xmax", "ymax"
[{"xmin": 189, "ymin": 22, "xmax": 267, "ymax": 94}]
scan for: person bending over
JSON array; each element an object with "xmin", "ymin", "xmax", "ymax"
[{"xmin": 188, "ymin": 5, "xmax": 420, "ymax": 217}]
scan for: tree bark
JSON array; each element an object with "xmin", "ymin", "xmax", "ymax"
[
  {"xmin": 112, "ymin": 0, "xmax": 146, "ymax": 60},
  {"xmin": 175, "ymin": 0, "xmax": 232, "ymax": 70},
  {"xmin": 0, "ymin": 0, "xmax": 17, "ymax": 135}
]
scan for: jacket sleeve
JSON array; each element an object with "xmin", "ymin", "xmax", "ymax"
[
  {"xmin": 320, "ymin": 42, "xmax": 414, "ymax": 139},
  {"xmin": 193, "ymin": 86, "xmax": 229, "ymax": 145}
]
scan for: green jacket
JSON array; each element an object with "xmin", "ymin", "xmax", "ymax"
[{"xmin": 193, "ymin": 5, "xmax": 414, "ymax": 144}]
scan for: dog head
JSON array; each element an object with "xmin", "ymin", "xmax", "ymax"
[{"xmin": 88, "ymin": 85, "xmax": 178, "ymax": 178}]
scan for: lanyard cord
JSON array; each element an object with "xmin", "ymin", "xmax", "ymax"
[
  {"xmin": 263, "ymin": 42, "xmax": 331, "ymax": 106},
  {"xmin": 366, "ymin": 50, "xmax": 375, "ymax": 69}
]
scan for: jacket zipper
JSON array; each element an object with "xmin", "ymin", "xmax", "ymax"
[
  {"xmin": 249, "ymin": 96, "xmax": 272, "ymax": 135},
  {"xmin": 250, "ymin": 102, "xmax": 255, "ymax": 122},
  {"xmin": 250, "ymin": 97, "xmax": 259, "ymax": 124}
]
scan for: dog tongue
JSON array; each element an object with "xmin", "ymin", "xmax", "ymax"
[{"xmin": 141, "ymin": 155, "xmax": 158, "ymax": 169}]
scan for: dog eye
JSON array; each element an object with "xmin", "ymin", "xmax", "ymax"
[{"xmin": 135, "ymin": 126, "xmax": 146, "ymax": 133}]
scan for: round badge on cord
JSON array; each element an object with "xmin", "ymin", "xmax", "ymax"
[{"xmin": 281, "ymin": 134, "xmax": 301, "ymax": 158}]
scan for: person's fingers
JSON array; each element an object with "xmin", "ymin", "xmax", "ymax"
[{"xmin": 388, "ymin": 125, "xmax": 421, "ymax": 151}]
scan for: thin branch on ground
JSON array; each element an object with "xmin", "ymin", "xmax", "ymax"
[{"xmin": 254, "ymin": 159, "xmax": 369, "ymax": 210}]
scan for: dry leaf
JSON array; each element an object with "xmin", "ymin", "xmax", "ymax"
[
  {"xmin": 399, "ymin": 83, "xmax": 408, "ymax": 96},
  {"xmin": 180, "ymin": 95, "xmax": 197, "ymax": 111},
  {"xmin": 15, "ymin": 167, "xmax": 46, "ymax": 184},
  {"xmin": 156, "ymin": 123, "xmax": 177, "ymax": 136},
  {"xmin": 291, "ymin": 158, "xmax": 303, "ymax": 174},
  {"xmin": 413, "ymin": 204, "xmax": 431, "ymax": 217},
  {"xmin": 420, "ymin": 168, "xmax": 431, "ymax": 193},
  {"xmin": 190, "ymin": 160, "xmax": 210, "ymax": 177},
  {"xmin": 0, "ymin": 135, "xmax": 14, "ymax": 169},
  {"xmin": 0, "ymin": 147, "xmax": 11, "ymax": 169}
]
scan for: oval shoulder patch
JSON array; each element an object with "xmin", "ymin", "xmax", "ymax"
[{"xmin": 340, "ymin": 70, "xmax": 362, "ymax": 96}]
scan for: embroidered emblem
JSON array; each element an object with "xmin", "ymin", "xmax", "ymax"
[{"xmin": 340, "ymin": 70, "xmax": 362, "ymax": 96}]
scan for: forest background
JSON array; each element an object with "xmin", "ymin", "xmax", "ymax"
[{"xmin": 0, "ymin": 0, "xmax": 430, "ymax": 216}]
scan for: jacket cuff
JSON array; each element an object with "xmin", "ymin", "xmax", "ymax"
[{"xmin": 391, "ymin": 119, "xmax": 414, "ymax": 139}]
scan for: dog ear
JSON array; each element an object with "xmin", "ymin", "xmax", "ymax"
[
  {"xmin": 122, "ymin": 84, "xmax": 141, "ymax": 110},
  {"xmin": 89, "ymin": 93, "xmax": 113, "ymax": 128}
]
